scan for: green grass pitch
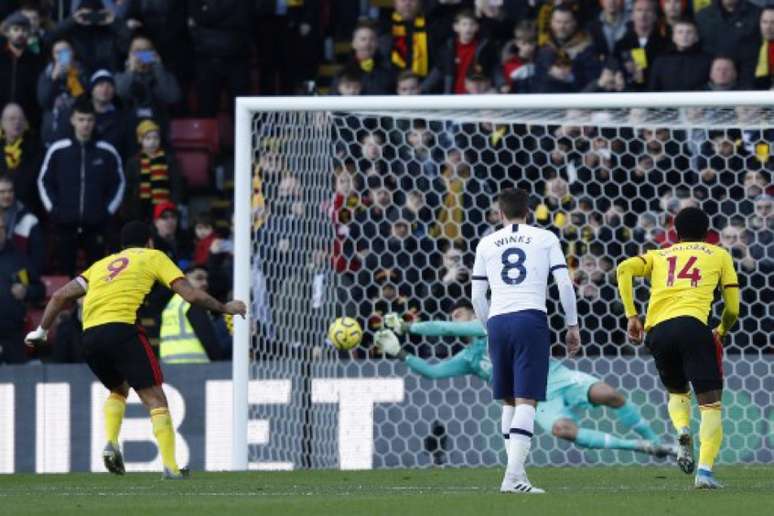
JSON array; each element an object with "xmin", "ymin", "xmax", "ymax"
[{"xmin": 2, "ymin": 466, "xmax": 773, "ymax": 516}]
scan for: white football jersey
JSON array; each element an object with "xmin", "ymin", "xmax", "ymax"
[{"xmin": 472, "ymin": 223, "xmax": 568, "ymax": 318}]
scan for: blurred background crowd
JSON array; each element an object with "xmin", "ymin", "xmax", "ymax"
[{"xmin": 0, "ymin": 0, "xmax": 772, "ymax": 365}]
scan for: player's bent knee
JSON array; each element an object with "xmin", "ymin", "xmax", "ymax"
[
  {"xmin": 695, "ymin": 386, "xmax": 722, "ymax": 405},
  {"xmin": 666, "ymin": 386, "xmax": 691, "ymax": 395},
  {"xmin": 551, "ymin": 419, "xmax": 577, "ymax": 440},
  {"xmin": 111, "ymin": 382, "xmax": 130, "ymax": 398},
  {"xmin": 588, "ymin": 382, "xmax": 624, "ymax": 407},
  {"xmin": 136, "ymin": 385, "xmax": 168, "ymax": 411}
]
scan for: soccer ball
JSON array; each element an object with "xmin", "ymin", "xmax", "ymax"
[{"xmin": 327, "ymin": 317, "xmax": 362, "ymax": 351}]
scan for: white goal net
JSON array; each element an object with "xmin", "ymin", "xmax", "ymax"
[{"xmin": 232, "ymin": 93, "xmax": 773, "ymax": 471}]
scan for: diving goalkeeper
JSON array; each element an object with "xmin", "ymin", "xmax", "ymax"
[{"xmin": 375, "ymin": 300, "xmax": 675, "ymax": 458}]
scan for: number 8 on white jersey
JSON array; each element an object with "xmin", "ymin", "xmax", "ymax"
[{"xmin": 472, "ymin": 223, "xmax": 569, "ymax": 319}]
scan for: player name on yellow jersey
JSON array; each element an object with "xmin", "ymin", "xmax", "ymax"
[
  {"xmin": 78, "ymin": 248, "xmax": 184, "ymax": 330},
  {"xmin": 617, "ymin": 243, "xmax": 739, "ymax": 331}
]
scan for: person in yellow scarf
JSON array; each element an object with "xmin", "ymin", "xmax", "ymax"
[
  {"xmin": 123, "ymin": 119, "xmax": 184, "ymax": 223},
  {"xmin": 755, "ymin": 8, "xmax": 774, "ymax": 89},
  {"xmin": 346, "ymin": 19, "xmax": 395, "ymax": 95},
  {"xmin": 0, "ymin": 102, "xmax": 41, "ymax": 213},
  {"xmin": 1, "ymin": 104, "xmax": 26, "ymax": 173},
  {"xmin": 380, "ymin": 0, "xmax": 433, "ymax": 91}
]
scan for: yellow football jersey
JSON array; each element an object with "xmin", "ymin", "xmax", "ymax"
[
  {"xmin": 631, "ymin": 243, "xmax": 738, "ymax": 330},
  {"xmin": 79, "ymin": 248, "xmax": 184, "ymax": 330}
]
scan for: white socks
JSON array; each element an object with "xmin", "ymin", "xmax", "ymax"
[
  {"xmin": 505, "ymin": 404, "xmax": 536, "ymax": 482},
  {"xmin": 501, "ymin": 405, "xmax": 515, "ymax": 447}
]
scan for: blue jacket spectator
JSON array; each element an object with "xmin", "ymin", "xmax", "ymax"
[{"xmin": 37, "ymin": 96, "xmax": 124, "ymax": 276}]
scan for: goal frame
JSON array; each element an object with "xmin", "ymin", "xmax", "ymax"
[{"xmin": 232, "ymin": 91, "xmax": 774, "ymax": 470}]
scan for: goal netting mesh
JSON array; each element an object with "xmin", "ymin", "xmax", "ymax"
[{"xmin": 244, "ymin": 103, "xmax": 773, "ymax": 470}]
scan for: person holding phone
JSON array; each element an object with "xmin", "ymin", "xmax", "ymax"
[
  {"xmin": 37, "ymin": 39, "xmax": 89, "ymax": 144},
  {"xmin": 115, "ymin": 35, "xmax": 181, "ymax": 153}
]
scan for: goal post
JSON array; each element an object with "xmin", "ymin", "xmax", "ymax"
[{"xmin": 232, "ymin": 92, "xmax": 774, "ymax": 471}]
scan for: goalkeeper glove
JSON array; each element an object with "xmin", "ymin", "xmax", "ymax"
[
  {"xmin": 374, "ymin": 329, "xmax": 401, "ymax": 357},
  {"xmin": 384, "ymin": 312, "xmax": 409, "ymax": 336},
  {"xmin": 24, "ymin": 326, "xmax": 48, "ymax": 349}
]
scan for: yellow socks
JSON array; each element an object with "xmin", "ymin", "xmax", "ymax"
[
  {"xmin": 667, "ymin": 392, "xmax": 691, "ymax": 433},
  {"xmin": 698, "ymin": 402, "xmax": 723, "ymax": 471},
  {"xmin": 104, "ymin": 393, "xmax": 127, "ymax": 446},
  {"xmin": 150, "ymin": 407, "xmax": 179, "ymax": 474}
]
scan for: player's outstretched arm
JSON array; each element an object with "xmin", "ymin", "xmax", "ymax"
[
  {"xmin": 387, "ymin": 314, "xmax": 487, "ymax": 338},
  {"xmin": 171, "ymin": 278, "xmax": 246, "ymax": 317},
  {"xmin": 25, "ymin": 279, "xmax": 86, "ymax": 347},
  {"xmin": 616, "ymin": 256, "xmax": 648, "ymax": 343},
  {"xmin": 374, "ymin": 329, "xmax": 470, "ymax": 380}
]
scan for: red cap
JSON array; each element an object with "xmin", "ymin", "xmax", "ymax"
[{"xmin": 153, "ymin": 201, "xmax": 178, "ymax": 221}]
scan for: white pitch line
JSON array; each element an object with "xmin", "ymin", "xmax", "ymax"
[{"xmin": 0, "ymin": 486, "xmax": 490, "ymax": 498}]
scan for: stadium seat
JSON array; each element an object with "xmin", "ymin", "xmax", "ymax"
[
  {"xmin": 170, "ymin": 118, "xmax": 220, "ymax": 155},
  {"xmin": 175, "ymin": 151, "xmax": 211, "ymax": 189},
  {"xmin": 170, "ymin": 119, "xmax": 220, "ymax": 189}
]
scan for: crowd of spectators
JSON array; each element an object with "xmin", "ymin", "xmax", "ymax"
[
  {"xmin": 0, "ymin": 0, "xmax": 772, "ymax": 364},
  {"xmin": 322, "ymin": 109, "xmax": 772, "ymax": 358}
]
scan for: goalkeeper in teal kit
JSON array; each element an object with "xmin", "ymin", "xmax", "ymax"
[{"xmin": 375, "ymin": 300, "xmax": 675, "ymax": 458}]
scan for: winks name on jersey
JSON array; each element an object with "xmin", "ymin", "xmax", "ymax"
[{"xmin": 493, "ymin": 234, "xmax": 533, "ymax": 247}]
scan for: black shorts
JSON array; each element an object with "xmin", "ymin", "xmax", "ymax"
[
  {"xmin": 82, "ymin": 323, "xmax": 163, "ymax": 391},
  {"xmin": 644, "ymin": 316, "xmax": 723, "ymax": 395}
]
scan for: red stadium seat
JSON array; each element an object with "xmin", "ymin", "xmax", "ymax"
[
  {"xmin": 175, "ymin": 151, "xmax": 212, "ymax": 189},
  {"xmin": 169, "ymin": 118, "xmax": 220, "ymax": 189},
  {"xmin": 170, "ymin": 118, "xmax": 220, "ymax": 154}
]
